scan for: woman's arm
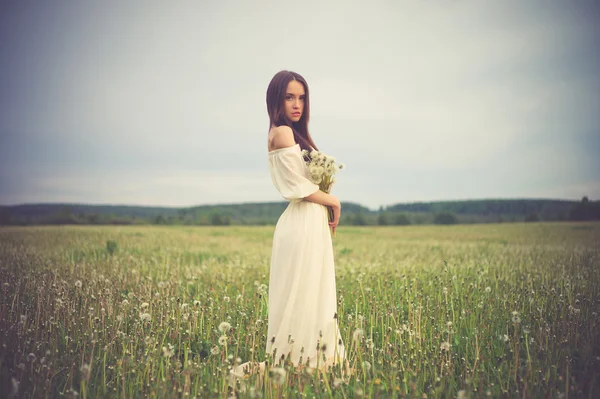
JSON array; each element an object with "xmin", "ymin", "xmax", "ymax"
[
  {"xmin": 303, "ymin": 190, "xmax": 340, "ymax": 209},
  {"xmin": 304, "ymin": 190, "xmax": 341, "ymax": 233}
]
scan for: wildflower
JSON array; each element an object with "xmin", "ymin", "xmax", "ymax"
[
  {"xmin": 162, "ymin": 344, "xmax": 174, "ymax": 358},
  {"xmin": 121, "ymin": 299, "xmax": 129, "ymax": 306},
  {"xmin": 447, "ymin": 321, "xmax": 453, "ymax": 328},
  {"xmin": 218, "ymin": 321, "xmax": 232, "ymax": 333},
  {"xmin": 210, "ymin": 346, "xmax": 220, "ymax": 355},
  {"xmin": 503, "ymin": 334, "xmax": 509, "ymax": 342},
  {"xmin": 218, "ymin": 335, "xmax": 228, "ymax": 346},
  {"xmin": 139, "ymin": 313, "xmax": 151, "ymax": 322},
  {"xmin": 362, "ymin": 360, "xmax": 371, "ymax": 372},
  {"xmin": 485, "ymin": 286, "xmax": 491, "ymax": 293},
  {"xmin": 511, "ymin": 311, "xmax": 521, "ymax": 324},
  {"xmin": 193, "ymin": 300, "xmax": 200, "ymax": 306},
  {"xmin": 440, "ymin": 341, "xmax": 451, "ymax": 352},
  {"xmin": 27, "ymin": 353, "xmax": 36, "ymax": 362},
  {"xmin": 223, "ymin": 296, "xmax": 230, "ymax": 303},
  {"xmin": 80, "ymin": 363, "xmax": 91, "ymax": 379},
  {"xmin": 366, "ymin": 338, "xmax": 374, "ymax": 349},
  {"xmin": 75, "ymin": 280, "xmax": 82, "ymax": 288},
  {"xmin": 269, "ymin": 367, "xmax": 286, "ymax": 385},
  {"xmin": 257, "ymin": 284, "xmax": 267, "ymax": 294},
  {"xmin": 180, "ymin": 303, "xmax": 188, "ymax": 310},
  {"xmin": 352, "ymin": 328, "xmax": 364, "ymax": 341},
  {"xmin": 140, "ymin": 302, "xmax": 149, "ymax": 309}
]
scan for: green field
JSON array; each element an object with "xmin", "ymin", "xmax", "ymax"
[{"xmin": 1, "ymin": 223, "xmax": 599, "ymax": 398}]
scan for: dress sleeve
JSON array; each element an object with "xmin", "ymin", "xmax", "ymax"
[{"xmin": 269, "ymin": 150, "xmax": 320, "ymax": 202}]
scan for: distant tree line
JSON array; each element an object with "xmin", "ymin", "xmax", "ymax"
[{"xmin": 1, "ymin": 197, "xmax": 598, "ymax": 226}]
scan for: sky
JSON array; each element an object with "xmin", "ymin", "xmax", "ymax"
[{"xmin": 1, "ymin": 0, "xmax": 599, "ymax": 210}]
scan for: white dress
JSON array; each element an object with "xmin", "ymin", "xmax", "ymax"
[
  {"xmin": 265, "ymin": 143, "xmax": 346, "ymax": 369},
  {"xmin": 229, "ymin": 143, "xmax": 346, "ymax": 388}
]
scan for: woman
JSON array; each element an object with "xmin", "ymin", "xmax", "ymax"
[{"xmin": 230, "ymin": 70, "xmax": 349, "ymax": 389}]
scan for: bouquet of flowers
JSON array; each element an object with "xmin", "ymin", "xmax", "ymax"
[{"xmin": 300, "ymin": 148, "xmax": 345, "ymax": 236}]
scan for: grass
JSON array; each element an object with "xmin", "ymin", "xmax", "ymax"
[{"xmin": 0, "ymin": 222, "xmax": 599, "ymax": 398}]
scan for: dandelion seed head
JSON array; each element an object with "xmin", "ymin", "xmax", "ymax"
[
  {"xmin": 218, "ymin": 321, "xmax": 232, "ymax": 333},
  {"xmin": 139, "ymin": 313, "xmax": 151, "ymax": 322},
  {"xmin": 269, "ymin": 367, "xmax": 286, "ymax": 385},
  {"xmin": 362, "ymin": 360, "xmax": 371, "ymax": 372},
  {"xmin": 74, "ymin": 280, "xmax": 82, "ymax": 288},
  {"xmin": 353, "ymin": 328, "xmax": 364, "ymax": 341}
]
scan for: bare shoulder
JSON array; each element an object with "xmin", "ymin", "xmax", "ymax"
[{"xmin": 270, "ymin": 126, "xmax": 296, "ymax": 150}]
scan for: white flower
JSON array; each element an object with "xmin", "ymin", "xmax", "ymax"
[
  {"xmin": 503, "ymin": 334, "xmax": 509, "ymax": 342},
  {"xmin": 180, "ymin": 303, "xmax": 188, "ymax": 310},
  {"xmin": 309, "ymin": 175, "xmax": 322, "ymax": 185},
  {"xmin": 218, "ymin": 321, "xmax": 232, "ymax": 333},
  {"xmin": 121, "ymin": 299, "xmax": 129, "ymax": 306},
  {"xmin": 511, "ymin": 311, "xmax": 521, "ymax": 324},
  {"xmin": 211, "ymin": 346, "xmax": 220, "ymax": 355},
  {"xmin": 365, "ymin": 338, "xmax": 374, "ymax": 349},
  {"xmin": 80, "ymin": 363, "xmax": 91, "ymax": 378},
  {"xmin": 352, "ymin": 328, "xmax": 364, "ymax": 341},
  {"xmin": 74, "ymin": 280, "xmax": 82, "ymax": 288},
  {"xmin": 162, "ymin": 343, "xmax": 174, "ymax": 358},
  {"xmin": 193, "ymin": 300, "xmax": 201, "ymax": 306},
  {"xmin": 362, "ymin": 360, "xmax": 371, "ymax": 372},
  {"xmin": 218, "ymin": 335, "xmax": 228, "ymax": 346},
  {"xmin": 485, "ymin": 286, "xmax": 491, "ymax": 293},
  {"xmin": 269, "ymin": 367, "xmax": 287, "ymax": 385},
  {"xmin": 440, "ymin": 341, "xmax": 451, "ymax": 352},
  {"xmin": 27, "ymin": 353, "xmax": 36, "ymax": 362},
  {"xmin": 140, "ymin": 302, "xmax": 149, "ymax": 309},
  {"xmin": 223, "ymin": 296, "xmax": 230, "ymax": 303},
  {"xmin": 139, "ymin": 313, "xmax": 151, "ymax": 322}
]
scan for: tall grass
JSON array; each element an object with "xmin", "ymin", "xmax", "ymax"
[{"xmin": 0, "ymin": 223, "xmax": 599, "ymax": 398}]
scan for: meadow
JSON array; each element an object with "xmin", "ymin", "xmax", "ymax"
[{"xmin": 0, "ymin": 222, "xmax": 599, "ymax": 398}]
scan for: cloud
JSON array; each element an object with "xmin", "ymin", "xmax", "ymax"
[{"xmin": 1, "ymin": 0, "xmax": 599, "ymax": 209}]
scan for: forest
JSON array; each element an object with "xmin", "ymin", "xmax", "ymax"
[{"xmin": 1, "ymin": 197, "xmax": 598, "ymax": 226}]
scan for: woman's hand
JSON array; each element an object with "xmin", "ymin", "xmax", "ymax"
[{"xmin": 329, "ymin": 197, "xmax": 341, "ymax": 235}]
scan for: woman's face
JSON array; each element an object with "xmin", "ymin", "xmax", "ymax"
[{"xmin": 283, "ymin": 80, "xmax": 305, "ymax": 122}]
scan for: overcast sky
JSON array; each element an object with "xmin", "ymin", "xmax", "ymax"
[{"xmin": 1, "ymin": 0, "xmax": 599, "ymax": 210}]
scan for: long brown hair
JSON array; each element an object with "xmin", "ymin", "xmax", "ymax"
[{"xmin": 266, "ymin": 70, "xmax": 319, "ymax": 153}]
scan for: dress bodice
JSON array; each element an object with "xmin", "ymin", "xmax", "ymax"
[{"xmin": 268, "ymin": 143, "xmax": 319, "ymax": 203}]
